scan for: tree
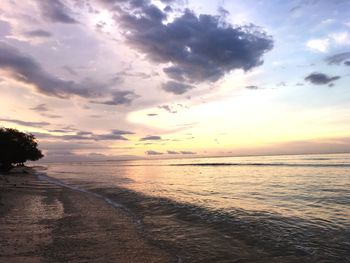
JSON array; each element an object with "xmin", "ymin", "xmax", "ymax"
[{"xmin": 0, "ymin": 127, "xmax": 43, "ymax": 171}]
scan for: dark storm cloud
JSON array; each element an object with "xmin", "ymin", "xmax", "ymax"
[
  {"xmin": 162, "ymin": 81, "xmax": 194, "ymax": 95},
  {"xmin": 0, "ymin": 118, "xmax": 50, "ymax": 128},
  {"xmin": 140, "ymin": 135, "xmax": 162, "ymax": 141},
  {"xmin": 90, "ymin": 90, "xmax": 138, "ymax": 105},
  {"xmin": 0, "ymin": 42, "xmax": 137, "ymax": 105},
  {"xmin": 325, "ymin": 52, "xmax": 350, "ymax": 65},
  {"xmin": 24, "ymin": 29, "xmax": 52, "ymax": 38},
  {"xmin": 145, "ymin": 150, "xmax": 163, "ymax": 155},
  {"xmin": 304, "ymin": 73, "xmax": 340, "ymax": 85},
  {"xmin": 36, "ymin": 0, "xmax": 78, "ymax": 24},
  {"xmin": 113, "ymin": 1, "xmax": 273, "ymax": 92}
]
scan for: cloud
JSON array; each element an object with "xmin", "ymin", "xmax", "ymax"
[
  {"xmin": 0, "ymin": 42, "xmax": 137, "ymax": 105},
  {"xmin": 0, "ymin": 118, "xmax": 49, "ymax": 128},
  {"xmin": 0, "ymin": 42, "xmax": 99, "ymax": 98},
  {"xmin": 345, "ymin": 61, "xmax": 350, "ymax": 66},
  {"xmin": 95, "ymin": 134, "xmax": 128, "ymax": 140},
  {"xmin": 306, "ymin": 38, "xmax": 330, "ymax": 52},
  {"xmin": 330, "ymin": 31, "xmax": 350, "ymax": 45},
  {"xmin": 158, "ymin": 104, "xmax": 177, "ymax": 113},
  {"xmin": 62, "ymin": 65, "xmax": 77, "ymax": 76},
  {"xmin": 162, "ymin": 81, "xmax": 194, "ymax": 95},
  {"xmin": 90, "ymin": 90, "xmax": 138, "ymax": 106},
  {"xmin": 167, "ymin": 150, "xmax": 196, "ymax": 154},
  {"xmin": 147, "ymin": 113, "xmax": 158, "ymax": 116},
  {"xmin": 42, "ymin": 149, "xmax": 139, "ymax": 162},
  {"xmin": 325, "ymin": 52, "xmax": 350, "ymax": 65},
  {"xmin": 114, "ymin": 69, "xmax": 152, "ymax": 80},
  {"xmin": 30, "ymin": 104, "xmax": 61, "ymax": 118},
  {"xmin": 24, "ymin": 29, "xmax": 52, "ymax": 38},
  {"xmin": 167, "ymin": 150, "xmax": 179, "ymax": 154},
  {"xmin": 111, "ymin": 129, "xmax": 135, "ymax": 135},
  {"xmin": 180, "ymin": 151, "xmax": 196, "ymax": 154},
  {"xmin": 307, "ymin": 32, "xmax": 350, "ymax": 53},
  {"xmin": 31, "ymin": 103, "xmax": 49, "ymax": 112},
  {"xmin": 114, "ymin": 2, "xmax": 273, "ymax": 92},
  {"xmin": 140, "ymin": 135, "xmax": 162, "ymax": 141},
  {"xmin": 34, "ymin": 129, "xmax": 134, "ymax": 141},
  {"xmin": 36, "ymin": 0, "xmax": 78, "ymax": 24},
  {"xmin": 304, "ymin": 72, "xmax": 340, "ymax": 85},
  {"xmin": 245, "ymin": 85, "xmax": 259, "ymax": 90},
  {"xmin": 41, "ymin": 114, "xmax": 62, "ymax": 119},
  {"xmin": 145, "ymin": 150, "xmax": 163, "ymax": 155},
  {"xmin": 48, "ymin": 129, "xmax": 72, "ymax": 133}
]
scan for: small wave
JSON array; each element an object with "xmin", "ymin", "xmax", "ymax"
[
  {"xmin": 36, "ymin": 172, "xmax": 139, "ymax": 220},
  {"xmin": 169, "ymin": 162, "xmax": 350, "ymax": 167}
]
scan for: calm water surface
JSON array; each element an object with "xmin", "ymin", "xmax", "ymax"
[{"xmin": 42, "ymin": 154, "xmax": 350, "ymax": 262}]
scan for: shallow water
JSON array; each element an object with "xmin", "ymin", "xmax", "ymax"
[{"xmin": 43, "ymin": 153, "xmax": 350, "ymax": 262}]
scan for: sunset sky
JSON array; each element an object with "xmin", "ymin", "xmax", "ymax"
[{"xmin": 1, "ymin": 0, "xmax": 350, "ymax": 161}]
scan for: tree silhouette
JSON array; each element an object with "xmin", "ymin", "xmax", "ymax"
[{"xmin": 0, "ymin": 128, "xmax": 43, "ymax": 171}]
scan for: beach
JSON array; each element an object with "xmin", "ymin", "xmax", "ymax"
[{"xmin": 0, "ymin": 168, "xmax": 176, "ymax": 263}]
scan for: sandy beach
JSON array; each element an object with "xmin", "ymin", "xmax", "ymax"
[{"xmin": 0, "ymin": 168, "xmax": 176, "ymax": 263}]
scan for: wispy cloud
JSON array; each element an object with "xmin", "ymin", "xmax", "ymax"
[
  {"xmin": 0, "ymin": 42, "xmax": 138, "ymax": 106},
  {"xmin": 31, "ymin": 104, "xmax": 49, "ymax": 112},
  {"xmin": 24, "ymin": 29, "xmax": 52, "ymax": 38},
  {"xmin": 0, "ymin": 118, "xmax": 50, "ymax": 128},
  {"xmin": 36, "ymin": 0, "xmax": 78, "ymax": 24},
  {"xmin": 145, "ymin": 150, "xmax": 163, "ymax": 155},
  {"xmin": 140, "ymin": 135, "xmax": 162, "ymax": 141},
  {"xmin": 325, "ymin": 52, "xmax": 350, "ymax": 65}
]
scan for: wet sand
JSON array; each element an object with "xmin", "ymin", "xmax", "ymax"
[{"xmin": 0, "ymin": 168, "xmax": 176, "ymax": 263}]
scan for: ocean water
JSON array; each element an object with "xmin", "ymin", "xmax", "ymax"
[{"xmin": 41, "ymin": 153, "xmax": 350, "ymax": 262}]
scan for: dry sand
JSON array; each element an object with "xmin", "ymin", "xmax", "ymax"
[{"xmin": 0, "ymin": 168, "xmax": 176, "ymax": 263}]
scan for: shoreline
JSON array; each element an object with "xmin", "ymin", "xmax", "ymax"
[{"xmin": 0, "ymin": 168, "xmax": 176, "ymax": 262}]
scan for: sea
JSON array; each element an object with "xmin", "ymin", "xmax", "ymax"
[{"xmin": 38, "ymin": 153, "xmax": 350, "ymax": 262}]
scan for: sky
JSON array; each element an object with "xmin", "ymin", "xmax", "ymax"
[{"xmin": 1, "ymin": 0, "xmax": 350, "ymax": 162}]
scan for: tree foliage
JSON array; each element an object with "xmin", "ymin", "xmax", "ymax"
[{"xmin": 0, "ymin": 127, "xmax": 43, "ymax": 171}]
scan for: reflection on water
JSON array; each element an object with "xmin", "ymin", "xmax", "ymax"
[{"xmin": 45, "ymin": 153, "xmax": 350, "ymax": 262}]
